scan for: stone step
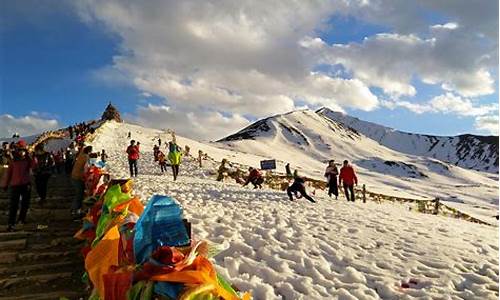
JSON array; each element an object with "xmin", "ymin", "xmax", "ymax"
[
  {"xmin": 0, "ymin": 193, "xmax": 74, "ymax": 200},
  {"xmin": 0, "ymin": 208, "xmax": 75, "ymax": 223},
  {"xmin": 0, "ymin": 222, "xmax": 81, "ymax": 235},
  {"xmin": 0, "ymin": 272, "xmax": 73, "ymax": 291},
  {"xmin": 0, "ymin": 232, "xmax": 31, "ymax": 242},
  {"xmin": 0, "ymin": 239, "xmax": 26, "ymax": 251},
  {"xmin": 0, "ymin": 260, "xmax": 77, "ymax": 276},
  {"xmin": 0, "ymin": 176, "xmax": 87, "ymax": 299},
  {"xmin": 0, "ymin": 201, "xmax": 71, "ymax": 210},
  {"xmin": 0, "ymin": 290, "xmax": 85, "ymax": 300},
  {"xmin": 13, "ymin": 249, "xmax": 76, "ymax": 264}
]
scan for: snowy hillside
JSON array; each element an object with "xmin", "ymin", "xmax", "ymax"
[
  {"xmin": 217, "ymin": 110, "xmax": 498, "ymax": 223},
  {"xmin": 89, "ymin": 121, "xmax": 499, "ymax": 300},
  {"xmin": 317, "ymin": 108, "xmax": 499, "ymax": 174}
]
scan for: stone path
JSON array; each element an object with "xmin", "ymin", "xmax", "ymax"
[{"xmin": 0, "ymin": 174, "xmax": 87, "ymax": 300}]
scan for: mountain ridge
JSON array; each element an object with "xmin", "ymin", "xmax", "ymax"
[{"xmin": 316, "ymin": 107, "xmax": 499, "ymax": 173}]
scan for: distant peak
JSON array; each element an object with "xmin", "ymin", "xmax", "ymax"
[{"xmin": 316, "ymin": 106, "xmax": 345, "ymax": 115}]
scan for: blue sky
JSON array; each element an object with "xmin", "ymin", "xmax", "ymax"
[{"xmin": 1, "ymin": 1, "xmax": 498, "ymax": 139}]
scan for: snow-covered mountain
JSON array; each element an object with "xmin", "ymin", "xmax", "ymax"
[
  {"xmin": 88, "ymin": 120, "xmax": 499, "ymax": 299},
  {"xmin": 217, "ymin": 109, "xmax": 498, "ymax": 222},
  {"xmin": 317, "ymin": 107, "xmax": 499, "ymax": 174}
]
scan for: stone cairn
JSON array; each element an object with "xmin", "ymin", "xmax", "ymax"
[{"xmin": 101, "ymin": 102, "xmax": 123, "ymax": 122}]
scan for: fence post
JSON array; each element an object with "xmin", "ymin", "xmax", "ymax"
[
  {"xmin": 434, "ymin": 197, "xmax": 440, "ymax": 215},
  {"xmin": 362, "ymin": 184, "xmax": 366, "ymax": 203}
]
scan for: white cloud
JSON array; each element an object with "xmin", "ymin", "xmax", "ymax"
[
  {"xmin": 75, "ymin": 0, "xmax": 378, "ymax": 124},
  {"xmin": 127, "ymin": 104, "xmax": 250, "ymax": 141},
  {"xmin": 318, "ymin": 31, "xmax": 495, "ymax": 97},
  {"xmin": 382, "ymin": 93, "xmax": 498, "ymax": 117},
  {"xmin": 0, "ymin": 113, "xmax": 60, "ymax": 138},
  {"xmin": 73, "ymin": 0, "xmax": 497, "ymax": 137},
  {"xmin": 382, "ymin": 93, "xmax": 499, "ymax": 135},
  {"xmin": 428, "ymin": 93, "xmax": 498, "ymax": 117},
  {"xmin": 474, "ymin": 115, "xmax": 499, "ymax": 135}
]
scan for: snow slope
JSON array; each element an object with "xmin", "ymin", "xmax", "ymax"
[
  {"xmin": 90, "ymin": 120, "xmax": 499, "ymax": 300},
  {"xmin": 217, "ymin": 110, "xmax": 498, "ymax": 223},
  {"xmin": 317, "ymin": 108, "xmax": 499, "ymax": 174}
]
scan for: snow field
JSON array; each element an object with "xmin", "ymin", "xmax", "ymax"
[{"xmin": 90, "ymin": 121, "xmax": 499, "ymax": 299}]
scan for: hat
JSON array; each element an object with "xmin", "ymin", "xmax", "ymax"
[{"xmin": 16, "ymin": 140, "xmax": 27, "ymax": 149}]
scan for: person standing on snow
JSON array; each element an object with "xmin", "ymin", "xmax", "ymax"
[
  {"xmin": 339, "ymin": 160, "xmax": 358, "ymax": 202},
  {"xmin": 287, "ymin": 176, "xmax": 315, "ymax": 203},
  {"xmin": 216, "ymin": 159, "xmax": 230, "ymax": 181},
  {"xmin": 2, "ymin": 141, "xmax": 35, "ymax": 231},
  {"xmin": 33, "ymin": 144, "xmax": 54, "ymax": 206},
  {"xmin": 100, "ymin": 149, "xmax": 108, "ymax": 164},
  {"xmin": 158, "ymin": 150, "xmax": 167, "ymax": 173},
  {"xmin": 158, "ymin": 137, "xmax": 162, "ymax": 146},
  {"xmin": 285, "ymin": 163, "xmax": 292, "ymax": 178},
  {"xmin": 324, "ymin": 160, "xmax": 339, "ymax": 199},
  {"xmin": 126, "ymin": 140, "xmax": 140, "ymax": 177},
  {"xmin": 198, "ymin": 150, "xmax": 203, "ymax": 168},
  {"xmin": 243, "ymin": 167, "xmax": 264, "ymax": 189},
  {"xmin": 168, "ymin": 141, "xmax": 182, "ymax": 181},
  {"xmin": 153, "ymin": 145, "xmax": 160, "ymax": 162}
]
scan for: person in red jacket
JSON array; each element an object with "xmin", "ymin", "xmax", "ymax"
[
  {"xmin": 339, "ymin": 160, "xmax": 358, "ymax": 202},
  {"xmin": 126, "ymin": 140, "xmax": 140, "ymax": 177},
  {"xmin": 243, "ymin": 167, "xmax": 264, "ymax": 189},
  {"xmin": 3, "ymin": 141, "xmax": 35, "ymax": 231}
]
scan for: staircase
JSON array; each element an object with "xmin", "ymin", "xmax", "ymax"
[{"xmin": 0, "ymin": 174, "xmax": 87, "ymax": 300}]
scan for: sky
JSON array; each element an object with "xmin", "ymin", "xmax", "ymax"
[{"xmin": 0, "ymin": 0, "xmax": 498, "ymax": 140}]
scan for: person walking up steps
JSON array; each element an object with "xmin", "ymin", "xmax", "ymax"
[
  {"xmin": 324, "ymin": 160, "xmax": 339, "ymax": 199},
  {"xmin": 2, "ymin": 141, "xmax": 35, "ymax": 231},
  {"xmin": 71, "ymin": 145, "xmax": 92, "ymax": 218},
  {"xmin": 168, "ymin": 141, "xmax": 182, "ymax": 181},
  {"xmin": 287, "ymin": 176, "xmax": 315, "ymax": 203},
  {"xmin": 339, "ymin": 160, "xmax": 358, "ymax": 202},
  {"xmin": 126, "ymin": 140, "xmax": 140, "ymax": 177},
  {"xmin": 33, "ymin": 144, "xmax": 54, "ymax": 206}
]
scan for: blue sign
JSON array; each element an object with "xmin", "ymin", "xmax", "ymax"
[{"xmin": 260, "ymin": 159, "xmax": 276, "ymax": 170}]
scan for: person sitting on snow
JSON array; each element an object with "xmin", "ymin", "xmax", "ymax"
[
  {"xmin": 287, "ymin": 176, "xmax": 315, "ymax": 203},
  {"xmin": 243, "ymin": 167, "xmax": 264, "ymax": 189}
]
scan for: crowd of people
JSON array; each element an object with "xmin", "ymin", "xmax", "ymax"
[
  {"xmin": 1, "ymin": 123, "xmax": 361, "ymax": 231},
  {"xmin": 67, "ymin": 121, "xmax": 95, "ymax": 141},
  {"xmin": 131, "ymin": 137, "xmax": 185, "ymax": 181},
  {"xmin": 0, "ymin": 122, "xmax": 109, "ymax": 231}
]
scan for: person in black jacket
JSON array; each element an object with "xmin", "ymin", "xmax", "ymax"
[
  {"xmin": 33, "ymin": 144, "xmax": 54, "ymax": 206},
  {"xmin": 287, "ymin": 176, "xmax": 315, "ymax": 203},
  {"xmin": 324, "ymin": 160, "xmax": 339, "ymax": 199}
]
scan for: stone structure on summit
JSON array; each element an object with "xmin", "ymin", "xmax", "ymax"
[{"xmin": 101, "ymin": 102, "xmax": 122, "ymax": 122}]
